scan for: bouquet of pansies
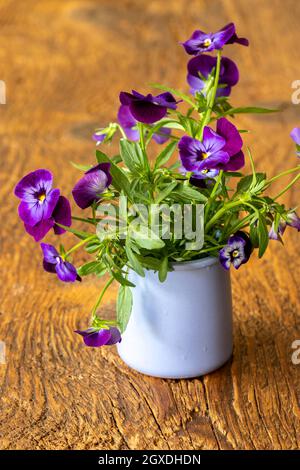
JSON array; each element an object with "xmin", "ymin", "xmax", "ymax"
[{"xmin": 14, "ymin": 23, "xmax": 300, "ymax": 348}]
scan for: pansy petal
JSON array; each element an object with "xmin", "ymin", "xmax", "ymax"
[
  {"xmin": 216, "ymin": 118, "xmax": 243, "ymax": 156},
  {"xmin": 75, "ymin": 328, "xmax": 112, "ymax": 347},
  {"xmin": 212, "ymin": 23, "xmax": 236, "ymax": 49},
  {"xmin": 203, "ymin": 127, "xmax": 226, "ymax": 153},
  {"xmin": 53, "ymin": 196, "xmax": 71, "ymax": 235},
  {"xmin": 25, "ymin": 218, "xmax": 54, "ymax": 242},
  {"xmin": 41, "ymin": 243, "xmax": 60, "ymax": 263},
  {"xmin": 72, "ymin": 164, "xmax": 111, "ymax": 209},
  {"xmin": 105, "ymin": 327, "xmax": 122, "ymax": 345},
  {"xmin": 290, "ymin": 127, "xmax": 300, "ymax": 145},
  {"xmin": 55, "ymin": 260, "xmax": 78, "ymax": 283},
  {"xmin": 130, "ymin": 101, "xmax": 167, "ymax": 124},
  {"xmin": 14, "ymin": 169, "xmax": 53, "ymax": 200},
  {"xmin": 152, "ymin": 127, "xmax": 171, "ymax": 144},
  {"xmin": 217, "ymin": 150, "xmax": 245, "ymax": 171}
]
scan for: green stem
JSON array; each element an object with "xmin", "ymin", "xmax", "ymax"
[
  {"xmin": 205, "ymin": 199, "xmax": 245, "ymax": 233},
  {"xmin": 265, "ymin": 166, "xmax": 300, "ymax": 185},
  {"xmin": 91, "ymin": 276, "xmax": 114, "ymax": 319},
  {"xmin": 273, "ymin": 173, "xmax": 300, "ymax": 200},
  {"xmin": 197, "ymin": 50, "xmax": 222, "ymax": 141},
  {"xmin": 64, "ymin": 235, "xmax": 96, "ymax": 258}
]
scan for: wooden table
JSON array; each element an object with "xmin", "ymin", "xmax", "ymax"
[{"xmin": 1, "ymin": 0, "xmax": 300, "ymax": 450}]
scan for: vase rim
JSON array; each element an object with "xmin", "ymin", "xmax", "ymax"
[{"xmin": 171, "ymin": 256, "xmax": 219, "ymax": 271}]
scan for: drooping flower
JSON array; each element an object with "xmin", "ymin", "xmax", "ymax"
[
  {"xmin": 187, "ymin": 55, "xmax": 239, "ymax": 97},
  {"xmin": 117, "ymin": 104, "xmax": 171, "ymax": 144},
  {"xmin": 182, "ymin": 23, "xmax": 249, "ymax": 56},
  {"xmin": 214, "ymin": 118, "xmax": 245, "ymax": 171},
  {"xmin": 219, "ymin": 231, "xmax": 252, "ymax": 270},
  {"xmin": 287, "ymin": 211, "xmax": 300, "ymax": 231},
  {"xmin": 290, "ymin": 127, "xmax": 300, "ymax": 156},
  {"xmin": 178, "ymin": 128, "xmax": 229, "ymax": 174},
  {"xmin": 24, "ymin": 195, "xmax": 71, "ymax": 241},
  {"xmin": 14, "ymin": 169, "xmax": 60, "ymax": 227},
  {"xmin": 75, "ymin": 327, "xmax": 121, "ymax": 347},
  {"xmin": 268, "ymin": 220, "xmax": 286, "ymax": 241},
  {"xmin": 119, "ymin": 90, "xmax": 178, "ymax": 124},
  {"xmin": 41, "ymin": 243, "xmax": 81, "ymax": 282},
  {"xmin": 72, "ymin": 163, "xmax": 112, "ymax": 209}
]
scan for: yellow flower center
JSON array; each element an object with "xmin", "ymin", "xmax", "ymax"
[
  {"xmin": 202, "ymin": 152, "xmax": 209, "ymax": 159},
  {"xmin": 202, "ymin": 169, "xmax": 209, "ymax": 174},
  {"xmin": 203, "ymin": 38, "xmax": 212, "ymax": 47},
  {"xmin": 232, "ymin": 249, "xmax": 239, "ymax": 258},
  {"xmin": 38, "ymin": 193, "xmax": 46, "ymax": 203}
]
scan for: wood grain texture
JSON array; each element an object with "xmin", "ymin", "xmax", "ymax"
[{"xmin": 0, "ymin": 0, "xmax": 300, "ymax": 450}]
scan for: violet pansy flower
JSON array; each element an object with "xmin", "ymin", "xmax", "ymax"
[
  {"xmin": 24, "ymin": 195, "xmax": 71, "ymax": 242},
  {"xmin": 219, "ymin": 231, "xmax": 252, "ymax": 270},
  {"xmin": 14, "ymin": 169, "xmax": 60, "ymax": 227},
  {"xmin": 187, "ymin": 55, "xmax": 239, "ymax": 97},
  {"xmin": 287, "ymin": 211, "xmax": 300, "ymax": 231},
  {"xmin": 41, "ymin": 243, "xmax": 81, "ymax": 283},
  {"xmin": 268, "ymin": 220, "xmax": 286, "ymax": 242},
  {"xmin": 75, "ymin": 327, "xmax": 121, "ymax": 347},
  {"xmin": 93, "ymin": 132, "xmax": 106, "ymax": 145},
  {"xmin": 72, "ymin": 163, "xmax": 112, "ymax": 209},
  {"xmin": 182, "ymin": 23, "xmax": 249, "ymax": 55},
  {"xmin": 119, "ymin": 90, "xmax": 178, "ymax": 124},
  {"xmin": 118, "ymin": 104, "xmax": 171, "ymax": 144},
  {"xmin": 178, "ymin": 128, "xmax": 229, "ymax": 174}
]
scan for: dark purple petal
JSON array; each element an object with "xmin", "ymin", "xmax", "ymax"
[
  {"xmin": 226, "ymin": 32, "xmax": 249, "ymax": 46},
  {"xmin": 105, "ymin": 327, "xmax": 122, "ymax": 345},
  {"xmin": 72, "ymin": 163, "xmax": 111, "ymax": 209},
  {"xmin": 152, "ymin": 127, "xmax": 171, "ymax": 144},
  {"xmin": 75, "ymin": 328, "xmax": 112, "ymax": 347},
  {"xmin": 25, "ymin": 218, "xmax": 55, "ymax": 242},
  {"xmin": 119, "ymin": 90, "xmax": 177, "ymax": 124},
  {"xmin": 268, "ymin": 221, "xmax": 286, "ymax": 241},
  {"xmin": 55, "ymin": 259, "xmax": 79, "ymax": 283},
  {"xmin": 212, "ymin": 23, "xmax": 236, "ymax": 49},
  {"xmin": 41, "ymin": 242, "xmax": 60, "ymax": 264},
  {"xmin": 202, "ymin": 126, "xmax": 226, "ymax": 154},
  {"xmin": 290, "ymin": 127, "xmax": 300, "ymax": 145},
  {"xmin": 18, "ymin": 188, "xmax": 60, "ymax": 226},
  {"xmin": 52, "ymin": 196, "xmax": 71, "ymax": 235},
  {"xmin": 14, "ymin": 169, "xmax": 53, "ymax": 201},
  {"xmin": 217, "ymin": 150, "xmax": 245, "ymax": 171},
  {"xmin": 216, "ymin": 118, "xmax": 243, "ymax": 156},
  {"xmin": 130, "ymin": 100, "xmax": 167, "ymax": 124},
  {"xmin": 43, "ymin": 260, "xmax": 57, "ymax": 273}
]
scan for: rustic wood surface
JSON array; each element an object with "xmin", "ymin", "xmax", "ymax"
[{"xmin": 0, "ymin": 0, "xmax": 300, "ymax": 450}]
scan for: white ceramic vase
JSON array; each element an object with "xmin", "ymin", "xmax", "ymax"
[{"xmin": 117, "ymin": 257, "xmax": 233, "ymax": 379}]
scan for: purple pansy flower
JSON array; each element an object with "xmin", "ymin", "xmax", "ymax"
[
  {"xmin": 117, "ymin": 104, "xmax": 171, "ymax": 144},
  {"xmin": 187, "ymin": 55, "xmax": 239, "ymax": 97},
  {"xmin": 219, "ymin": 231, "xmax": 252, "ymax": 270},
  {"xmin": 41, "ymin": 243, "xmax": 81, "ymax": 283},
  {"xmin": 119, "ymin": 90, "xmax": 178, "ymax": 124},
  {"xmin": 14, "ymin": 169, "xmax": 60, "ymax": 227},
  {"xmin": 179, "ymin": 128, "xmax": 229, "ymax": 174},
  {"xmin": 24, "ymin": 195, "xmax": 71, "ymax": 242},
  {"xmin": 214, "ymin": 118, "xmax": 245, "ymax": 171},
  {"xmin": 72, "ymin": 163, "xmax": 112, "ymax": 209},
  {"xmin": 75, "ymin": 327, "xmax": 121, "ymax": 347},
  {"xmin": 182, "ymin": 23, "xmax": 249, "ymax": 55},
  {"xmin": 290, "ymin": 127, "xmax": 300, "ymax": 156}
]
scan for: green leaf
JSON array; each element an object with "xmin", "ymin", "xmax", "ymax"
[
  {"xmin": 110, "ymin": 269, "xmax": 136, "ymax": 287},
  {"xmin": 236, "ymin": 173, "xmax": 266, "ymax": 194},
  {"xmin": 77, "ymin": 261, "xmax": 107, "ymax": 277},
  {"xmin": 155, "ymin": 182, "xmax": 178, "ymax": 203},
  {"xmin": 120, "ymin": 139, "xmax": 149, "ymax": 175},
  {"xmin": 96, "ymin": 150, "xmax": 131, "ymax": 198},
  {"xmin": 149, "ymin": 82, "xmax": 196, "ymax": 108},
  {"xmin": 136, "ymin": 254, "xmax": 162, "ymax": 271},
  {"xmin": 220, "ymin": 106, "xmax": 279, "ymax": 117},
  {"xmin": 257, "ymin": 214, "xmax": 269, "ymax": 258},
  {"xmin": 249, "ymin": 222, "xmax": 260, "ymax": 248},
  {"xmin": 158, "ymin": 256, "xmax": 169, "ymax": 282},
  {"xmin": 172, "ymin": 185, "xmax": 207, "ymax": 203},
  {"xmin": 130, "ymin": 225, "xmax": 165, "ymax": 250},
  {"xmin": 117, "ymin": 285, "xmax": 133, "ymax": 333},
  {"xmin": 125, "ymin": 242, "xmax": 145, "ymax": 277},
  {"xmin": 154, "ymin": 141, "xmax": 178, "ymax": 169},
  {"xmin": 56, "ymin": 224, "xmax": 94, "ymax": 240}
]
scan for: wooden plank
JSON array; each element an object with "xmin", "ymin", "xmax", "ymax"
[{"xmin": 0, "ymin": 0, "xmax": 299, "ymax": 450}]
